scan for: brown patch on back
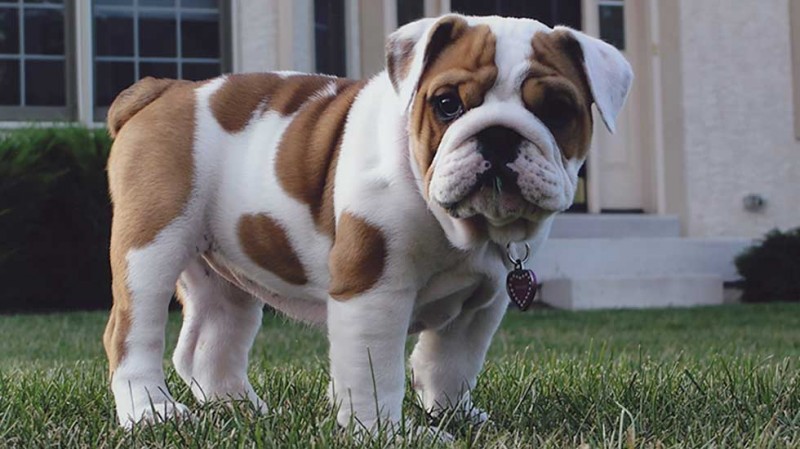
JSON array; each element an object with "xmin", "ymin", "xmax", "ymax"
[
  {"xmin": 104, "ymin": 80, "xmax": 198, "ymax": 373},
  {"xmin": 210, "ymin": 73, "xmax": 348, "ymax": 133},
  {"xmin": 238, "ymin": 213, "xmax": 308, "ymax": 285},
  {"xmin": 408, "ymin": 18, "xmax": 498, "ymax": 196},
  {"xmin": 275, "ymin": 80, "xmax": 367, "ymax": 237},
  {"xmin": 528, "ymin": 31, "xmax": 594, "ymax": 159},
  {"xmin": 210, "ymin": 73, "xmax": 282, "ymax": 133},
  {"xmin": 329, "ymin": 213, "xmax": 387, "ymax": 301}
]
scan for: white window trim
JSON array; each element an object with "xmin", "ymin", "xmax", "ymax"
[
  {"xmin": 75, "ymin": 0, "xmax": 94, "ymax": 125},
  {"xmin": 791, "ymin": 0, "xmax": 800, "ymax": 140}
]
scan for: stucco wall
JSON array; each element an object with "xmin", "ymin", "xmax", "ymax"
[{"xmin": 679, "ymin": 0, "xmax": 800, "ymax": 237}]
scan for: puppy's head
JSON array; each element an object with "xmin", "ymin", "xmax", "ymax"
[{"xmin": 387, "ymin": 15, "xmax": 633, "ymax": 248}]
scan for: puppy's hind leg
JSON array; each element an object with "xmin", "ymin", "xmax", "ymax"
[
  {"xmin": 172, "ymin": 258, "xmax": 266, "ymax": 412},
  {"xmin": 104, "ymin": 220, "xmax": 198, "ymax": 428}
]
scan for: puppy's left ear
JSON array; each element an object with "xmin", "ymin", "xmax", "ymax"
[
  {"xmin": 386, "ymin": 14, "xmax": 469, "ymax": 110},
  {"xmin": 553, "ymin": 26, "xmax": 634, "ymax": 133}
]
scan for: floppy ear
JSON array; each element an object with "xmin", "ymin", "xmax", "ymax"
[
  {"xmin": 552, "ymin": 26, "xmax": 633, "ymax": 133},
  {"xmin": 386, "ymin": 14, "xmax": 469, "ymax": 110}
]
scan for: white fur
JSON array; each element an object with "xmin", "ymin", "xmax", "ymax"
[{"xmin": 110, "ymin": 14, "xmax": 632, "ymax": 435}]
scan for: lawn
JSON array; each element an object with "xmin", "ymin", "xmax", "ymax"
[{"xmin": 1, "ymin": 304, "xmax": 799, "ymax": 448}]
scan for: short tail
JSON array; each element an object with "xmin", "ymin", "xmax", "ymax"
[{"xmin": 107, "ymin": 77, "xmax": 179, "ymax": 138}]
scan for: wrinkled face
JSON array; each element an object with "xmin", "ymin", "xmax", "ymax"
[{"xmin": 387, "ymin": 15, "xmax": 632, "ymax": 248}]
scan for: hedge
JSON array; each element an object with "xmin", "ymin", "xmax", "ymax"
[
  {"xmin": 735, "ymin": 227, "xmax": 800, "ymax": 303},
  {"xmin": 0, "ymin": 127, "xmax": 113, "ymax": 312}
]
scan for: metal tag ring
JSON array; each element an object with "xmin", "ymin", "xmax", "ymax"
[{"xmin": 506, "ymin": 242, "xmax": 530, "ymax": 265}]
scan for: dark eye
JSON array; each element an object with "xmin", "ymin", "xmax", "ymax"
[
  {"xmin": 433, "ymin": 92, "xmax": 464, "ymax": 122},
  {"xmin": 538, "ymin": 97, "xmax": 575, "ymax": 130}
]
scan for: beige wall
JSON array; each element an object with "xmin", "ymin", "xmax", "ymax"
[{"xmin": 674, "ymin": 0, "xmax": 800, "ymax": 237}]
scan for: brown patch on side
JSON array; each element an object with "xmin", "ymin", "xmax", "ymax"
[
  {"xmin": 104, "ymin": 80, "xmax": 198, "ymax": 373},
  {"xmin": 275, "ymin": 80, "xmax": 367, "ymax": 237},
  {"xmin": 408, "ymin": 17, "xmax": 498, "ymax": 197},
  {"xmin": 238, "ymin": 213, "xmax": 308, "ymax": 285},
  {"xmin": 329, "ymin": 213, "xmax": 387, "ymax": 301},
  {"xmin": 528, "ymin": 31, "xmax": 594, "ymax": 160}
]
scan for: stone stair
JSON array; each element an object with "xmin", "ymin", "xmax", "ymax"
[{"xmin": 532, "ymin": 215, "xmax": 751, "ymax": 310}]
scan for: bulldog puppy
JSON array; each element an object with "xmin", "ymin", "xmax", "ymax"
[{"xmin": 103, "ymin": 14, "xmax": 632, "ymax": 433}]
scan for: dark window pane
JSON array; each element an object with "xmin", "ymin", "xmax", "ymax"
[
  {"xmin": 0, "ymin": 60, "xmax": 20, "ymax": 105},
  {"xmin": 451, "ymin": 0, "xmax": 495, "ymax": 16},
  {"xmin": 314, "ymin": 0, "xmax": 346, "ymax": 77},
  {"xmin": 0, "ymin": 8, "xmax": 20, "ymax": 54},
  {"xmin": 140, "ymin": 61, "xmax": 176, "ymax": 78},
  {"xmin": 94, "ymin": 10, "xmax": 134, "ymax": 56},
  {"xmin": 94, "ymin": 0, "xmax": 133, "ymax": 5},
  {"xmin": 25, "ymin": 60, "xmax": 65, "ymax": 105},
  {"xmin": 95, "ymin": 61, "xmax": 134, "ymax": 107},
  {"xmin": 139, "ymin": 11, "xmax": 176, "ymax": 57},
  {"xmin": 181, "ymin": 13, "xmax": 219, "ymax": 58},
  {"xmin": 397, "ymin": 0, "xmax": 424, "ymax": 26},
  {"xmin": 599, "ymin": 4, "xmax": 625, "ymax": 50},
  {"xmin": 182, "ymin": 0, "xmax": 218, "ymax": 8},
  {"xmin": 24, "ymin": 7, "xmax": 64, "ymax": 55},
  {"xmin": 451, "ymin": 0, "xmax": 581, "ymax": 30},
  {"xmin": 140, "ymin": 0, "xmax": 176, "ymax": 6},
  {"xmin": 24, "ymin": 0, "xmax": 64, "ymax": 4},
  {"xmin": 182, "ymin": 62, "xmax": 218, "ymax": 81}
]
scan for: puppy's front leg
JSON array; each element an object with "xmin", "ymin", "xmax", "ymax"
[
  {"xmin": 327, "ymin": 291, "xmax": 414, "ymax": 430},
  {"xmin": 410, "ymin": 292, "xmax": 507, "ymax": 423}
]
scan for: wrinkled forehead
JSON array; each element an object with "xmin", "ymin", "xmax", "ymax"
[{"xmin": 463, "ymin": 16, "xmax": 553, "ymax": 94}]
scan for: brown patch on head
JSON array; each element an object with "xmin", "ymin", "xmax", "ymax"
[
  {"xmin": 408, "ymin": 17, "xmax": 498, "ymax": 196},
  {"xmin": 275, "ymin": 80, "xmax": 367, "ymax": 237},
  {"xmin": 210, "ymin": 73, "xmax": 344, "ymax": 133},
  {"xmin": 238, "ymin": 213, "xmax": 308, "ymax": 285},
  {"xmin": 527, "ymin": 30, "xmax": 594, "ymax": 160},
  {"xmin": 104, "ymin": 80, "xmax": 198, "ymax": 373},
  {"xmin": 328, "ymin": 213, "xmax": 387, "ymax": 301}
]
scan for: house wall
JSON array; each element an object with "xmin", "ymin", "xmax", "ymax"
[{"xmin": 677, "ymin": 0, "xmax": 800, "ymax": 237}]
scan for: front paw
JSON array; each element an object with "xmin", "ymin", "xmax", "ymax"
[
  {"xmin": 348, "ymin": 419, "xmax": 455, "ymax": 445},
  {"xmin": 119, "ymin": 401, "xmax": 192, "ymax": 429}
]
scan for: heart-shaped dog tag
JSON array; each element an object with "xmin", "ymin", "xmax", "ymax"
[{"xmin": 506, "ymin": 268, "xmax": 537, "ymax": 311}]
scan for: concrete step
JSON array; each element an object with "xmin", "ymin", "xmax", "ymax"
[
  {"xmin": 541, "ymin": 275, "xmax": 724, "ymax": 310},
  {"xmin": 530, "ymin": 237, "xmax": 752, "ymax": 282},
  {"xmin": 549, "ymin": 214, "xmax": 681, "ymax": 239}
]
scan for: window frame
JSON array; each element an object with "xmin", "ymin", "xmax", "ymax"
[
  {"xmin": 91, "ymin": 0, "xmax": 232, "ymax": 121},
  {"xmin": 0, "ymin": 0, "xmax": 77, "ymax": 121}
]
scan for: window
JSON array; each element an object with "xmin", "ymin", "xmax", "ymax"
[
  {"xmin": 0, "ymin": 0, "xmax": 73, "ymax": 120},
  {"xmin": 314, "ymin": 0, "xmax": 346, "ymax": 77},
  {"xmin": 598, "ymin": 0, "xmax": 624, "ymax": 50},
  {"xmin": 92, "ymin": 0, "xmax": 228, "ymax": 120},
  {"xmin": 451, "ymin": 0, "xmax": 581, "ymax": 29},
  {"xmin": 397, "ymin": 0, "xmax": 424, "ymax": 27}
]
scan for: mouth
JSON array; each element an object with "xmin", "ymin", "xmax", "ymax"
[{"xmin": 440, "ymin": 167, "xmax": 539, "ymax": 225}]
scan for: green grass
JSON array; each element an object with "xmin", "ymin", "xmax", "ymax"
[{"xmin": 1, "ymin": 304, "xmax": 799, "ymax": 448}]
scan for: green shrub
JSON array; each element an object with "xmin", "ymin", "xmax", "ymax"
[
  {"xmin": 0, "ymin": 127, "xmax": 113, "ymax": 312},
  {"xmin": 734, "ymin": 227, "xmax": 800, "ymax": 303}
]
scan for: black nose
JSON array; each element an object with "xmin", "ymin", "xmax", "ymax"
[{"xmin": 476, "ymin": 126, "xmax": 522, "ymax": 169}]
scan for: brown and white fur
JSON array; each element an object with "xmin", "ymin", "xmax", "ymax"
[{"xmin": 103, "ymin": 14, "xmax": 632, "ymax": 434}]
